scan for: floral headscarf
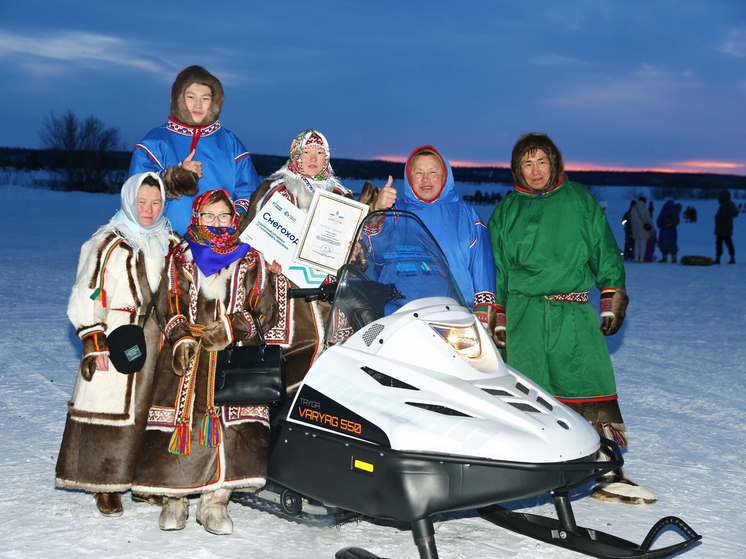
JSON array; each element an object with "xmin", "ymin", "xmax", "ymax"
[
  {"xmin": 184, "ymin": 189, "xmax": 250, "ymax": 276},
  {"xmin": 287, "ymin": 129, "xmax": 331, "ymax": 181}
]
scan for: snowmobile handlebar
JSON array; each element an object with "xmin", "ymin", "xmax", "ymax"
[{"xmin": 289, "ymin": 283, "xmax": 337, "ymax": 303}]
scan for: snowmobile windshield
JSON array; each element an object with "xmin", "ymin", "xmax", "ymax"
[{"xmin": 325, "ymin": 210, "xmax": 467, "ymax": 344}]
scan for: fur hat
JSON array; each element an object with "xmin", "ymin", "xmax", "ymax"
[
  {"xmin": 511, "ymin": 133, "xmax": 565, "ymax": 191},
  {"xmin": 170, "ymin": 66, "xmax": 225, "ymax": 127}
]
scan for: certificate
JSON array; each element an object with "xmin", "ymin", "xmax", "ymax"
[
  {"xmin": 239, "ymin": 193, "xmax": 328, "ymax": 288},
  {"xmin": 294, "ymin": 190, "xmax": 369, "ymax": 276}
]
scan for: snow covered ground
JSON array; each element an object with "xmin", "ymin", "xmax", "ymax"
[{"xmin": 1, "ymin": 182, "xmax": 743, "ymax": 558}]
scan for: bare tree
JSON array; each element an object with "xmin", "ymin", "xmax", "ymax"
[{"xmin": 40, "ymin": 109, "xmax": 124, "ymax": 192}]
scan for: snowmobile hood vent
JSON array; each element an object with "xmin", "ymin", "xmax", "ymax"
[
  {"xmin": 361, "ymin": 366, "xmax": 419, "ymax": 390},
  {"xmin": 482, "ymin": 388, "xmax": 512, "ymax": 397},
  {"xmin": 405, "ymin": 402, "xmax": 471, "ymax": 417},
  {"xmin": 481, "ymin": 386, "xmax": 553, "ymax": 413},
  {"xmin": 508, "ymin": 402, "xmax": 541, "ymax": 413},
  {"xmin": 362, "ymin": 324, "xmax": 385, "ymax": 346}
]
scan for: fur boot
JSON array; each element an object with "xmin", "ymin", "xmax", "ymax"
[
  {"xmin": 672, "ymin": 254, "xmax": 677, "ymax": 263},
  {"xmin": 591, "ymin": 425, "xmax": 658, "ymax": 505},
  {"xmin": 159, "ymin": 496, "xmax": 189, "ymax": 531},
  {"xmin": 196, "ymin": 488, "xmax": 233, "ymax": 535},
  {"xmin": 94, "ymin": 492, "xmax": 123, "ymax": 517}
]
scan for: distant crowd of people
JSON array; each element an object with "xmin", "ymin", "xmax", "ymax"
[{"xmin": 622, "ymin": 192, "xmax": 739, "ymax": 264}]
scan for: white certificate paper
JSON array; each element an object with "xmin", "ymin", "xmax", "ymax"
[
  {"xmin": 294, "ymin": 190, "xmax": 369, "ymax": 276},
  {"xmin": 239, "ymin": 193, "xmax": 328, "ymax": 288}
]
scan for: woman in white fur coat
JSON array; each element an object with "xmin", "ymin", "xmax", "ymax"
[{"xmin": 56, "ymin": 173, "xmax": 179, "ymax": 516}]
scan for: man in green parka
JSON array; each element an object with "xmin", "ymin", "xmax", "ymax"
[{"xmin": 487, "ymin": 133, "xmax": 657, "ymax": 505}]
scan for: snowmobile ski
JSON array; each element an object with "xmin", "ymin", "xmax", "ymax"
[{"xmin": 479, "ymin": 498, "xmax": 702, "ymax": 559}]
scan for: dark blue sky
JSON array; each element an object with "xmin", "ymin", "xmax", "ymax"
[{"xmin": 2, "ymin": 1, "xmax": 745, "ymax": 174}]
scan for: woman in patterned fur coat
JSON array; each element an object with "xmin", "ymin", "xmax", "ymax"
[
  {"xmin": 56, "ymin": 172, "xmax": 179, "ymax": 517},
  {"xmin": 132, "ymin": 189, "xmax": 279, "ymax": 535}
]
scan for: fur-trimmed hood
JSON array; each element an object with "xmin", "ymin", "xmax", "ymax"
[
  {"xmin": 170, "ymin": 66, "xmax": 224, "ymax": 127},
  {"xmin": 511, "ymin": 133, "xmax": 565, "ymax": 192},
  {"xmin": 403, "ymin": 145, "xmax": 458, "ymax": 208}
]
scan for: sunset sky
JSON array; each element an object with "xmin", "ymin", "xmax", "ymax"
[{"xmin": 2, "ymin": 1, "xmax": 745, "ymax": 175}]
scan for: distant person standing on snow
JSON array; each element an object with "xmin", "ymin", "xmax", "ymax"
[
  {"xmin": 629, "ymin": 196, "xmax": 654, "ymax": 262},
  {"xmin": 715, "ymin": 189, "xmax": 738, "ymax": 264},
  {"xmin": 656, "ymin": 200, "xmax": 680, "ymax": 263},
  {"xmin": 488, "ymin": 133, "xmax": 657, "ymax": 505},
  {"xmin": 129, "ymin": 66, "xmax": 260, "ymax": 235}
]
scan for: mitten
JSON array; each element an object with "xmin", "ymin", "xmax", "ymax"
[
  {"xmin": 358, "ymin": 181, "xmax": 378, "ymax": 207},
  {"xmin": 79, "ymin": 331, "xmax": 108, "ymax": 381},
  {"xmin": 172, "ymin": 338, "xmax": 199, "ymax": 376},
  {"xmin": 600, "ymin": 288, "xmax": 629, "ymax": 336},
  {"xmin": 80, "ymin": 355, "xmax": 98, "ymax": 381},
  {"xmin": 162, "ymin": 165, "xmax": 199, "ymax": 199},
  {"xmin": 202, "ymin": 316, "xmax": 233, "ymax": 352}
]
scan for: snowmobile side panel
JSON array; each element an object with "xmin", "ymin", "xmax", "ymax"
[{"xmin": 267, "ymin": 420, "xmax": 598, "ymax": 524}]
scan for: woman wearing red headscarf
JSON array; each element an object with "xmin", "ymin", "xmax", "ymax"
[{"xmin": 132, "ymin": 189, "xmax": 278, "ymax": 535}]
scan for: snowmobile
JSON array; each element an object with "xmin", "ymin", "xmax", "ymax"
[{"xmin": 233, "ymin": 210, "xmax": 701, "ymax": 559}]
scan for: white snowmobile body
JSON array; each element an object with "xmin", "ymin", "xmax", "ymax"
[
  {"xmin": 264, "ymin": 210, "xmax": 602, "ymax": 523},
  {"xmin": 237, "ymin": 210, "xmax": 700, "ymax": 559}
]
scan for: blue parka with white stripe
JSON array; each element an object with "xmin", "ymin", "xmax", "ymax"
[
  {"xmin": 129, "ymin": 119, "xmax": 260, "ymax": 236},
  {"xmin": 395, "ymin": 146, "xmax": 496, "ymax": 313}
]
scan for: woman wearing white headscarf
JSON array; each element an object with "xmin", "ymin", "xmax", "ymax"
[{"xmin": 56, "ymin": 172, "xmax": 179, "ymax": 517}]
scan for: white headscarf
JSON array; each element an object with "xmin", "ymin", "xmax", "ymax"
[{"xmin": 96, "ymin": 172, "xmax": 172, "ymax": 257}]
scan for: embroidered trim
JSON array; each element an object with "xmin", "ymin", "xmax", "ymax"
[
  {"xmin": 545, "ymin": 292, "xmax": 589, "ymax": 303},
  {"xmin": 166, "ymin": 118, "xmax": 221, "ymax": 137},
  {"xmin": 79, "ymin": 325, "xmax": 106, "ymax": 340},
  {"xmin": 600, "ymin": 288, "xmax": 616, "ymax": 317},
  {"xmin": 221, "ymin": 314, "xmax": 233, "ymax": 343},
  {"xmin": 90, "ymin": 238, "xmax": 124, "ymax": 307},
  {"xmin": 166, "ymin": 315, "xmax": 188, "ymax": 338},
  {"xmin": 494, "ymin": 303, "xmax": 506, "ymax": 328}
]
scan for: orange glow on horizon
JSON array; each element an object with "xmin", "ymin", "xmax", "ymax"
[{"xmin": 372, "ymin": 155, "xmax": 745, "ymax": 176}]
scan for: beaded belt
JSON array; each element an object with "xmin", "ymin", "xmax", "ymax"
[{"xmin": 544, "ymin": 292, "xmax": 589, "ymax": 303}]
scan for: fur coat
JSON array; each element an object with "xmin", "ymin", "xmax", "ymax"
[
  {"xmin": 56, "ymin": 229, "xmax": 179, "ymax": 493},
  {"xmin": 240, "ymin": 169, "xmax": 352, "ymax": 392},
  {"xmin": 131, "ymin": 243, "xmax": 279, "ymax": 496}
]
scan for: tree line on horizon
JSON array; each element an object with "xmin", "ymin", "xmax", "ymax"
[{"xmin": 1, "ymin": 110, "xmax": 745, "ymax": 194}]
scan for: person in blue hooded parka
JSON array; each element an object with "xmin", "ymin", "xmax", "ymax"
[
  {"xmin": 369, "ymin": 146, "xmax": 498, "ymax": 340},
  {"xmin": 129, "ymin": 66, "xmax": 261, "ymax": 235},
  {"xmin": 656, "ymin": 200, "xmax": 680, "ymax": 263}
]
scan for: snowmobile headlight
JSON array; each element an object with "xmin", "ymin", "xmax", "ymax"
[{"xmin": 430, "ymin": 323, "xmax": 482, "ymax": 359}]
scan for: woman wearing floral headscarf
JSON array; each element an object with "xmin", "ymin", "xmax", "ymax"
[
  {"xmin": 132, "ymin": 189, "xmax": 279, "ymax": 535},
  {"xmin": 238, "ymin": 130, "xmax": 393, "ymax": 392},
  {"xmin": 56, "ymin": 172, "xmax": 179, "ymax": 517}
]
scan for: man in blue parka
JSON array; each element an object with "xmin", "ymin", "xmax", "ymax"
[
  {"xmin": 371, "ymin": 146, "xmax": 498, "ymax": 336},
  {"xmin": 129, "ymin": 66, "xmax": 260, "ymax": 235}
]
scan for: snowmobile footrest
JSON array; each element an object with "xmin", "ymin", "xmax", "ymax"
[{"xmin": 478, "ymin": 504, "xmax": 701, "ymax": 559}]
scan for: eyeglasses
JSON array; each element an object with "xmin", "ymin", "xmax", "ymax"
[{"xmin": 200, "ymin": 212, "xmax": 233, "ymax": 225}]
